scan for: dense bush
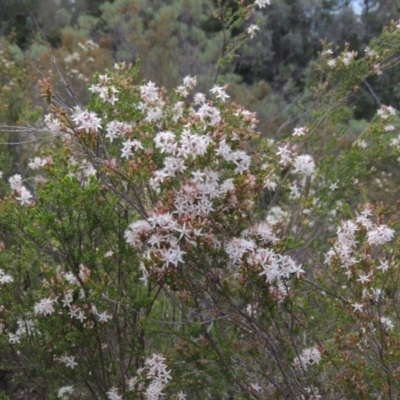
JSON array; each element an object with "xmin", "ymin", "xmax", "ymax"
[{"xmin": 2, "ymin": 1, "xmax": 400, "ymax": 399}]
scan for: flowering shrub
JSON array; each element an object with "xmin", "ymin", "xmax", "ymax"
[{"xmin": 3, "ymin": 4, "xmax": 400, "ymax": 399}]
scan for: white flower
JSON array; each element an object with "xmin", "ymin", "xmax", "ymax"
[
  {"xmin": 61, "ymin": 291, "xmax": 73, "ymax": 308},
  {"xmin": 106, "ymin": 387, "xmax": 122, "ymax": 400},
  {"xmin": 327, "ymin": 59, "xmax": 336, "ymax": 67},
  {"xmin": 176, "ymin": 85, "xmax": 188, "ymax": 97},
  {"xmin": 90, "ymin": 84, "xmax": 119, "ymax": 104},
  {"xmin": 255, "ymin": 0, "xmax": 270, "ymax": 8},
  {"xmin": 144, "ymin": 353, "xmax": 172, "ymax": 383},
  {"xmin": 367, "ymin": 225, "xmax": 395, "ymax": 245},
  {"xmin": 250, "ymin": 382, "xmax": 262, "ymax": 393},
  {"xmin": 352, "ymin": 303, "xmax": 363, "ymax": 313},
  {"xmin": 0, "ymin": 269, "xmax": 13, "ymax": 284},
  {"xmin": 127, "ymin": 377, "xmax": 138, "ymax": 391},
  {"xmin": 121, "ymin": 139, "xmax": 143, "ymax": 158},
  {"xmin": 276, "ymin": 144, "xmax": 293, "ymax": 167},
  {"xmin": 220, "ymin": 178, "xmax": 235, "ymax": 194},
  {"xmin": 377, "ymin": 105, "xmax": 396, "ymax": 120},
  {"xmin": 293, "ymin": 154, "xmax": 315, "ymax": 176},
  {"xmin": 34, "ymin": 298, "xmax": 55, "ymax": 316},
  {"xmin": 16, "ymin": 186, "xmax": 32, "ymax": 205},
  {"xmin": 380, "ymin": 316, "xmax": 394, "ymax": 331},
  {"xmin": 159, "ymin": 246, "xmax": 186, "ymax": 268},
  {"xmin": 140, "ymin": 81, "xmax": 159, "ymax": 103},
  {"xmin": 193, "ymin": 92, "xmax": 206, "ymax": 105},
  {"xmin": 28, "ymin": 157, "xmax": 47, "ymax": 170},
  {"xmin": 8, "ymin": 332, "xmax": 21, "ymax": 344},
  {"xmin": 356, "ymin": 273, "xmax": 371, "ymax": 284},
  {"xmin": 292, "ymin": 126, "xmax": 307, "ymax": 137},
  {"xmin": 125, "ymin": 220, "xmax": 152, "ymax": 247},
  {"xmin": 57, "ymin": 385, "xmax": 74, "ymax": 399},
  {"xmin": 196, "ymin": 103, "xmax": 221, "ymax": 127},
  {"xmin": 64, "ymin": 272, "xmax": 79, "ymax": 285},
  {"xmin": 97, "ymin": 311, "xmax": 112, "ymax": 323},
  {"xmin": 329, "ymin": 182, "xmax": 338, "ymax": 191},
  {"xmin": 104, "ymin": 250, "xmax": 114, "ymax": 258},
  {"xmin": 355, "ymin": 139, "xmax": 367, "ymax": 149},
  {"xmin": 377, "ymin": 260, "xmax": 390, "ymax": 272},
  {"xmin": 59, "ymin": 355, "xmax": 78, "ymax": 369},
  {"xmin": 342, "ymin": 51, "xmax": 357, "ymax": 66},
  {"xmin": 384, "ymin": 125, "xmax": 395, "ymax": 131},
  {"xmin": 210, "ymin": 85, "xmax": 230, "ymax": 102},
  {"xmin": 226, "ymin": 237, "xmax": 256, "ymax": 265},
  {"xmin": 263, "ymin": 176, "xmax": 277, "ymax": 191},
  {"xmin": 9, "ymin": 174, "xmax": 22, "ymax": 190},
  {"xmin": 183, "ymin": 75, "xmax": 197, "ymax": 89},
  {"xmin": 154, "ymin": 130, "xmax": 177, "ymax": 154},
  {"xmin": 72, "ymin": 109, "xmax": 102, "ymax": 133},
  {"xmin": 364, "ymin": 46, "xmax": 378, "ymax": 58},
  {"xmin": 105, "ymin": 120, "xmax": 124, "ymax": 142},
  {"xmin": 177, "ymin": 391, "xmax": 187, "ymax": 400},
  {"xmin": 373, "ymin": 63, "xmax": 382, "ymax": 75},
  {"xmin": 145, "ymin": 380, "xmax": 165, "ymax": 399},
  {"xmin": 293, "ymin": 347, "xmax": 321, "ymax": 370},
  {"xmin": 246, "ymin": 24, "xmax": 259, "ymax": 39}
]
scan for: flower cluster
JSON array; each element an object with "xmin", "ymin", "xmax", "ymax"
[
  {"xmin": 293, "ymin": 347, "xmax": 322, "ymax": 370},
  {"xmin": 126, "ymin": 353, "xmax": 180, "ymax": 399},
  {"xmin": 9, "ymin": 174, "xmax": 32, "ymax": 206},
  {"xmin": 325, "ymin": 207, "xmax": 395, "ymax": 271}
]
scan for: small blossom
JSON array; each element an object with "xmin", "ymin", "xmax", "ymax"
[
  {"xmin": 140, "ymin": 81, "xmax": 159, "ymax": 103},
  {"xmin": 384, "ymin": 125, "xmax": 395, "ymax": 131},
  {"xmin": 177, "ymin": 391, "xmax": 187, "ymax": 400},
  {"xmin": 329, "ymin": 182, "xmax": 338, "ymax": 191},
  {"xmin": 293, "ymin": 154, "xmax": 315, "ymax": 176},
  {"xmin": 367, "ymin": 225, "xmax": 395, "ymax": 245},
  {"xmin": 57, "ymin": 385, "xmax": 74, "ymax": 398},
  {"xmin": 377, "ymin": 260, "xmax": 390, "ymax": 272},
  {"xmin": 72, "ymin": 109, "xmax": 102, "ymax": 133},
  {"xmin": 246, "ymin": 24, "xmax": 259, "ymax": 39},
  {"xmin": 292, "ymin": 126, "xmax": 307, "ymax": 137},
  {"xmin": 356, "ymin": 273, "xmax": 371, "ymax": 284},
  {"xmin": 255, "ymin": 0, "xmax": 270, "ymax": 8},
  {"xmin": 183, "ymin": 75, "xmax": 197, "ymax": 89},
  {"xmin": 355, "ymin": 139, "xmax": 367, "ymax": 149},
  {"xmin": 210, "ymin": 85, "xmax": 230, "ymax": 102},
  {"xmin": 9, "ymin": 174, "xmax": 22, "ymax": 190},
  {"xmin": 327, "ymin": 59, "xmax": 336, "ymax": 67},
  {"xmin": 59, "ymin": 355, "xmax": 78, "ymax": 369},
  {"xmin": 34, "ymin": 298, "xmax": 55, "ymax": 316},
  {"xmin": 380, "ymin": 316, "xmax": 395, "ymax": 331},
  {"xmin": 293, "ymin": 347, "xmax": 321, "ymax": 370},
  {"xmin": 107, "ymin": 387, "xmax": 122, "ymax": 400},
  {"xmin": 352, "ymin": 303, "xmax": 363, "ymax": 313},
  {"xmin": 194, "ymin": 93, "xmax": 206, "ymax": 105},
  {"xmin": 377, "ymin": 105, "xmax": 396, "ymax": 120},
  {"xmin": 16, "ymin": 186, "xmax": 32, "ymax": 205},
  {"xmin": 250, "ymin": 382, "xmax": 262, "ymax": 393},
  {"xmin": 0, "ymin": 269, "xmax": 13, "ymax": 284},
  {"xmin": 276, "ymin": 144, "xmax": 293, "ymax": 167},
  {"xmin": 342, "ymin": 51, "xmax": 357, "ymax": 66}
]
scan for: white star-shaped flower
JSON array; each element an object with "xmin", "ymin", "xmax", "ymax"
[{"xmin": 255, "ymin": 0, "xmax": 270, "ymax": 8}]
